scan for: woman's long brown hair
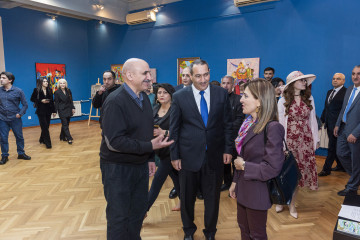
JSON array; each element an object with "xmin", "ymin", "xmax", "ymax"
[{"xmin": 282, "ymin": 82, "xmax": 312, "ymax": 115}]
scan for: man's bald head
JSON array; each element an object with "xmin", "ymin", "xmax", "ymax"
[{"xmin": 122, "ymin": 58, "xmax": 152, "ymax": 95}]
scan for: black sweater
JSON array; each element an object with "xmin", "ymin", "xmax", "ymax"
[{"xmin": 100, "ymin": 85, "xmax": 154, "ymax": 165}]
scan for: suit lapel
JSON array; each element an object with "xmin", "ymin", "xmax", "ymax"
[
  {"xmin": 348, "ymin": 86, "xmax": 360, "ymax": 112},
  {"xmin": 241, "ymin": 126, "xmax": 257, "ymax": 149},
  {"xmin": 185, "ymin": 87, "xmax": 205, "ymax": 127},
  {"xmin": 208, "ymin": 85, "xmax": 215, "ymax": 124}
]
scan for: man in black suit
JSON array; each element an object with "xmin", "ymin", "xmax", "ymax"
[
  {"xmin": 318, "ymin": 73, "xmax": 346, "ymax": 176},
  {"xmin": 170, "ymin": 59, "xmax": 233, "ymax": 240},
  {"xmin": 220, "ymin": 75, "xmax": 245, "ymax": 191},
  {"xmin": 174, "ymin": 67, "xmax": 192, "ymax": 91}
]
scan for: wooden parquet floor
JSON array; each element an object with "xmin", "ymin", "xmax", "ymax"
[{"xmin": 0, "ymin": 121, "xmax": 351, "ymax": 239}]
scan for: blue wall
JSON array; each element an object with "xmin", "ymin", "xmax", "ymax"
[
  {"xmin": 0, "ymin": 7, "xmax": 91, "ymax": 126},
  {"xmin": 1, "ymin": 0, "xmax": 360, "ymax": 127}
]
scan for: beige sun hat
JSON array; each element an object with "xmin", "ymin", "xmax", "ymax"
[{"xmin": 284, "ymin": 71, "xmax": 316, "ymax": 90}]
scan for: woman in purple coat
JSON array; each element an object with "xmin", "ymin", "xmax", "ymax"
[{"xmin": 229, "ymin": 79, "xmax": 285, "ymax": 240}]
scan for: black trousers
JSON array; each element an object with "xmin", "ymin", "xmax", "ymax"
[
  {"xmin": 60, "ymin": 116, "xmax": 73, "ymax": 140},
  {"xmin": 322, "ymin": 127, "xmax": 343, "ymax": 172},
  {"xmin": 100, "ymin": 162, "xmax": 148, "ymax": 240},
  {"xmin": 38, "ymin": 114, "xmax": 52, "ymax": 146},
  {"xmin": 148, "ymin": 158, "xmax": 180, "ymax": 210},
  {"xmin": 179, "ymin": 156, "xmax": 223, "ymax": 238},
  {"xmin": 223, "ymin": 156, "xmax": 236, "ymax": 186}
]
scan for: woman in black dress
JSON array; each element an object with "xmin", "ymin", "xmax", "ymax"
[
  {"xmin": 148, "ymin": 83, "xmax": 181, "ymax": 212},
  {"xmin": 54, "ymin": 79, "xmax": 75, "ymax": 144},
  {"xmin": 30, "ymin": 77, "xmax": 56, "ymax": 149}
]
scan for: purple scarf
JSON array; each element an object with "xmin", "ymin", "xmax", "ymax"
[{"xmin": 235, "ymin": 115, "xmax": 257, "ymax": 155}]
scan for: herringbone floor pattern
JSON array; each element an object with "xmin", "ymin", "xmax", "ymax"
[{"xmin": 0, "ymin": 121, "xmax": 350, "ymax": 239}]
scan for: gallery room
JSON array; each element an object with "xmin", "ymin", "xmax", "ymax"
[{"xmin": 0, "ymin": 0, "xmax": 359, "ymax": 239}]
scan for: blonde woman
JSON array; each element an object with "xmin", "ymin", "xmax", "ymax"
[{"xmin": 54, "ymin": 79, "xmax": 75, "ymax": 144}]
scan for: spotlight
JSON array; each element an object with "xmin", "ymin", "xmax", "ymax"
[
  {"xmin": 93, "ymin": 4, "xmax": 104, "ymax": 10},
  {"xmin": 46, "ymin": 14, "xmax": 57, "ymax": 21},
  {"xmin": 99, "ymin": 20, "xmax": 103, "ymax": 24}
]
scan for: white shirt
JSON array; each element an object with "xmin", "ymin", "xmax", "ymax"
[{"xmin": 192, "ymin": 84, "xmax": 210, "ymax": 114}]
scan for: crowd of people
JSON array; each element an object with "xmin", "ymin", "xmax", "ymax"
[{"xmin": 0, "ymin": 59, "xmax": 359, "ymax": 240}]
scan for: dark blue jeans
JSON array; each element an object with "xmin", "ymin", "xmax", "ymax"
[
  {"xmin": 100, "ymin": 161, "xmax": 149, "ymax": 240},
  {"xmin": 0, "ymin": 118, "xmax": 25, "ymax": 157}
]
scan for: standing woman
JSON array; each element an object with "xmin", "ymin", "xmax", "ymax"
[
  {"xmin": 147, "ymin": 83, "xmax": 181, "ymax": 212},
  {"xmin": 277, "ymin": 71, "xmax": 320, "ymax": 218},
  {"xmin": 229, "ymin": 79, "xmax": 285, "ymax": 240},
  {"xmin": 30, "ymin": 77, "xmax": 56, "ymax": 148},
  {"xmin": 54, "ymin": 79, "xmax": 75, "ymax": 144}
]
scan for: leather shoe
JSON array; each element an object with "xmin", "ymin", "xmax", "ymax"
[
  {"xmin": 332, "ymin": 166, "xmax": 345, "ymax": 172},
  {"xmin": 337, "ymin": 189, "xmax": 358, "ymax": 196},
  {"xmin": 169, "ymin": 187, "xmax": 178, "ymax": 199},
  {"xmin": 0, "ymin": 156, "xmax": 9, "ymax": 165},
  {"xmin": 184, "ymin": 235, "xmax": 194, "ymax": 240},
  {"xmin": 17, "ymin": 154, "xmax": 31, "ymax": 160},
  {"xmin": 197, "ymin": 192, "xmax": 204, "ymax": 200},
  {"xmin": 205, "ymin": 236, "xmax": 215, "ymax": 240},
  {"xmin": 220, "ymin": 183, "xmax": 230, "ymax": 192},
  {"xmin": 318, "ymin": 170, "xmax": 330, "ymax": 177}
]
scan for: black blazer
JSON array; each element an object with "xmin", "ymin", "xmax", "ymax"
[
  {"xmin": 320, "ymin": 86, "xmax": 346, "ymax": 130},
  {"xmin": 153, "ymin": 104, "xmax": 171, "ymax": 159},
  {"xmin": 30, "ymin": 88, "xmax": 55, "ymax": 115},
  {"xmin": 54, "ymin": 88, "xmax": 75, "ymax": 118},
  {"xmin": 229, "ymin": 92, "xmax": 245, "ymax": 139},
  {"xmin": 170, "ymin": 85, "xmax": 233, "ymax": 172}
]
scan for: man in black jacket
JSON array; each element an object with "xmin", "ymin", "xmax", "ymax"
[
  {"xmin": 220, "ymin": 75, "xmax": 245, "ymax": 190},
  {"xmin": 170, "ymin": 59, "xmax": 233, "ymax": 240},
  {"xmin": 318, "ymin": 73, "xmax": 346, "ymax": 176},
  {"xmin": 100, "ymin": 58, "xmax": 173, "ymax": 240},
  {"xmin": 92, "ymin": 70, "xmax": 119, "ymax": 126}
]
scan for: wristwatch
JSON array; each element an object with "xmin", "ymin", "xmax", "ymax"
[{"xmin": 242, "ymin": 161, "xmax": 245, "ymax": 170}]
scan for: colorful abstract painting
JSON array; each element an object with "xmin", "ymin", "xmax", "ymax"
[
  {"xmin": 111, "ymin": 64, "xmax": 123, "ymax": 84},
  {"xmin": 35, "ymin": 63, "xmax": 66, "ymax": 93},
  {"xmin": 227, "ymin": 58, "xmax": 260, "ymax": 94},
  {"xmin": 177, "ymin": 57, "xmax": 200, "ymax": 85}
]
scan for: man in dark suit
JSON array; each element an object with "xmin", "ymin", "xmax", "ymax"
[
  {"xmin": 220, "ymin": 75, "xmax": 245, "ymax": 190},
  {"xmin": 334, "ymin": 65, "xmax": 360, "ymax": 196},
  {"xmin": 174, "ymin": 67, "xmax": 192, "ymax": 91},
  {"xmin": 318, "ymin": 73, "xmax": 346, "ymax": 176},
  {"xmin": 170, "ymin": 59, "xmax": 233, "ymax": 240}
]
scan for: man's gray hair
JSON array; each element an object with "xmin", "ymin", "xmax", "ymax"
[{"xmin": 221, "ymin": 75, "xmax": 234, "ymax": 83}]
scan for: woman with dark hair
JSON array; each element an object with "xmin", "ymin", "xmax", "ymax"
[
  {"xmin": 54, "ymin": 79, "xmax": 75, "ymax": 144},
  {"xmin": 30, "ymin": 77, "xmax": 56, "ymax": 148},
  {"xmin": 271, "ymin": 77, "xmax": 286, "ymax": 102},
  {"xmin": 147, "ymin": 83, "xmax": 181, "ymax": 212},
  {"xmin": 277, "ymin": 71, "xmax": 319, "ymax": 218},
  {"xmin": 229, "ymin": 79, "xmax": 285, "ymax": 239}
]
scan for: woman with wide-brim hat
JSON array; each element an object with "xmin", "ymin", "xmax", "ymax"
[{"xmin": 277, "ymin": 71, "xmax": 320, "ymax": 219}]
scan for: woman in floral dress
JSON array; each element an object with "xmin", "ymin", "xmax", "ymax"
[{"xmin": 277, "ymin": 71, "xmax": 320, "ymax": 219}]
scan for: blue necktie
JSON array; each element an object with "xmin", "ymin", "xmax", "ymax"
[
  {"xmin": 343, "ymin": 88, "xmax": 358, "ymax": 123},
  {"xmin": 200, "ymin": 91, "xmax": 208, "ymax": 126}
]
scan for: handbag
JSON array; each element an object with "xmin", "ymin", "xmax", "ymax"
[{"xmin": 264, "ymin": 122, "xmax": 301, "ymax": 205}]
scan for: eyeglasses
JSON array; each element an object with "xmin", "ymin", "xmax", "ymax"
[{"xmin": 298, "ymin": 79, "xmax": 307, "ymax": 83}]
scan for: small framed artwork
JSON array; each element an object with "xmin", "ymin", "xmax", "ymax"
[
  {"xmin": 111, "ymin": 64, "xmax": 123, "ymax": 84},
  {"xmin": 35, "ymin": 63, "xmax": 66, "ymax": 93},
  {"xmin": 177, "ymin": 57, "xmax": 200, "ymax": 85}
]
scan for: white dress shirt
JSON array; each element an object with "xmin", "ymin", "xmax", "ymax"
[
  {"xmin": 192, "ymin": 84, "xmax": 210, "ymax": 114},
  {"xmin": 328, "ymin": 85, "xmax": 344, "ymax": 102}
]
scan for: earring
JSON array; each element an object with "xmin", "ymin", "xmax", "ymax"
[{"xmin": 256, "ymin": 106, "xmax": 260, "ymax": 113}]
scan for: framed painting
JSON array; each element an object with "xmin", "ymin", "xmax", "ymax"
[
  {"xmin": 227, "ymin": 57, "xmax": 260, "ymax": 94},
  {"xmin": 35, "ymin": 63, "xmax": 66, "ymax": 93},
  {"xmin": 111, "ymin": 64, "xmax": 123, "ymax": 84},
  {"xmin": 150, "ymin": 68, "xmax": 157, "ymax": 83},
  {"xmin": 177, "ymin": 57, "xmax": 200, "ymax": 85}
]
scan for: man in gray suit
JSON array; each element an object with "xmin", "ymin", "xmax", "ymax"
[{"xmin": 334, "ymin": 65, "xmax": 360, "ymax": 196}]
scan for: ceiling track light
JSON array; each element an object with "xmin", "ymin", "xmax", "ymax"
[
  {"xmin": 46, "ymin": 14, "xmax": 57, "ymax": 21},
  {"xmin": 152, "ymin": 5, "xmax": 163, "ymax": 13},
  {"xmin": 93, "ymin": 4, "xmax": 104, "ymax": 10}
]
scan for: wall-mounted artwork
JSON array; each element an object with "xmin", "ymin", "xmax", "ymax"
[
  {"xmin": 111, "ymin": 64, "xmax": 123, "ymax": 84},
  {"xmin": 177, "ymin": 57, "xmax": 200, "ymax": 85},
  {"xmin": 91, "ymin": 84, "xmax": 102, "ymax": 98},
  {"xmin": 35, "ymin": 63, "xmax": 66, "ymax": 93},
  {"xmin": 227, "ymin": 57, "xmax": 260, "ymax": 94}
]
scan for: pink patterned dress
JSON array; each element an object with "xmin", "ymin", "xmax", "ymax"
[{"xmin": 287, "ymin": 100, "xmax": 318, "ymax": 190}]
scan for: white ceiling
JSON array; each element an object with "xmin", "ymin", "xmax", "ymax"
[{"xmin": 0, "ymin": 0, "xmax": 182, "ymax": 24}]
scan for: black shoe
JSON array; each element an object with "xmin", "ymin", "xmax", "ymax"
[
  {"xmin": 68, "ymin": 140, "xmax": 73, "ymax": 145},
  {"xmin": 184, "ymin": 235, "xmax": 194, "ymax": 240},
  {"xmin": 205, "ymin": 236, "xmax": 215, "ymax": 240},
  {"xmin": 0, "ymin": 156, "xmax": 9, "ymax": 165},
  {"xmin": 46, "ymin": 144, "xmax": 52, "ymax": 149},
  {"xmin": 220, "ymin": 183, "xmax": 230, "ymax": 191},
  {"xmin": 337, "ymin": 189, "xmax": 358, "ymax": 196},
  {"xmin": 332, "ymin": 166, "xmax": 345, "ymax": 172},
  {"xmin": 169, "ymin": 187, "xmax": 178, "ymax": 199},
  {"xmin": 197, "ymin": 192, "xmax": 204, "ymax": 200},
  {"xmin": 17, "ymin": 154, "xmax": 31, "ymax": 160},
  {"xmin": 318, "ymin": 170, "xmax": 331, "ymax": 177},
  {"xmin": 39, "ymin": 139, "xmax": 44, "ymax": 144}
]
